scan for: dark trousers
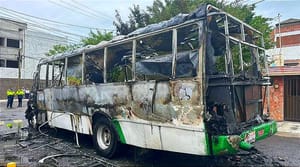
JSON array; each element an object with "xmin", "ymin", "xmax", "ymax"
[
  {"xmin": 18, "ymin": 95, "xmax": 23, "ymax": 107},
  {"xmin": 7, "ymin": 96, "xmax": 14, "ymax": 108}
]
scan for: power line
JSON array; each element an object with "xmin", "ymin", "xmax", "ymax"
[
  {"xmin": 48, "ymin": 0, "xmax": 100, "ymax": 20},
  {"xmin": 0, "ymin": 11, "xmax": 77, "ymax": 40},
  {"xmin": 0, "ymin": 6, "xmax": 112, "ymax": 31},
  {"xmin": 71, "ymin": 0, "xmax": 114, "ymax": 20},
  {"xmin": 251, "ymin": 0, "xmax": 265, "ymax": 5},
  {"xmin": 0, "ymin": 9, "xmax": 86, "ymax": 38},
  {"xmin": 0, "ymin": 10, "xmax": 86, "ymax": 40},
  {"xmin": 27, "ymin": 31, "xmax": 77, "ymax": 44},
  {"xmin": 59, "ymin": 0, "xmax": 112, "ymax": 21},
  {"xmin": 0, "ymin": 27, "xmax": 75, "ymax": 44}
]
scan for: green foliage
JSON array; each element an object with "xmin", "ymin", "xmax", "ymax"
[
  {"xmin": 113, "ymin": 5, "xmax": 150, "ymax": 35},
  {"xmin": 81, "ymin": 30, "xmax": 113, "ymax": 46},
  {"xmin": 114, "ymin": 0, "xmax": 273, "ymax": 48},
  {"xmin": 67, "ymin": 76, "xmax": 81, "ymax": 86},
  {"xmin": 46, "ymin": 44, "xmax": 79, "ymax": 56},
  {"xmin": 46, "ymin": 31, "xmax": 113, "ymax": 56},
  {"xmin": 146, "ymin": 0, "xmax": 226, "ymax": 23},
  {"xmin": 250, "ymin": 16, "xmax": 274, "ymax": 49},
  {"xmin": 109, "ymin": 66, "xmax": 125, "ymax": 82}
]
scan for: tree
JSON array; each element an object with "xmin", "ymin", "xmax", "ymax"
[
  {"xmin": 81, "ymin": 30, "xmax": 113, "ymax": 46},
  {"xmin": 46, "ymin": 44, "xmax": 79, "ymax": 56},
  {"xmin": 46, "ymin": 30, "xmax": 113, "ymax": 56},
  {"xmin": 141, "ymin": 0, "xmax": 273, "ymax": 48},
  {"xmin": 147, "ymin": 0, "xmax": 192, "ymax": 23},
  {"xmin": 113, "ymin": 5, "xmax": 150, "ymax": 35},
  {"xmin": 250, "ymin": 15, "xmax": 273, "ymax": 49}
]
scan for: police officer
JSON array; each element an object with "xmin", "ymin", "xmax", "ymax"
[
  {"xmin": 16, "ymin": 88, "xmax": 25, "ymax": 107},
  {"xmin": 6, "ymin": 88, "xmax": 15, "ymax": 108}
]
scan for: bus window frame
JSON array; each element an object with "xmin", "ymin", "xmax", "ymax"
[
  {"xmin": 36, "ymin": 20, "xmax": 206, "ymax": 88},
  {"xmin": 206, "ymin": 12, "xmax": 266, "ymax": 78}
]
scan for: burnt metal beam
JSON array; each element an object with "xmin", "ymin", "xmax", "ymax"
[
  {"xmin": 172, "ymin": 29, "xmax": 177, "ymax": 79},
  {"xmin": 103, "ymin": 47, "xmax": 107, "ymax": 83},
  {"xmin": 82, "ymin": 52, "xmax": 85, "ymax": 84},
  {"xmin": 132, "ymin": 40, "xmax": 136, "ymax": 81}
]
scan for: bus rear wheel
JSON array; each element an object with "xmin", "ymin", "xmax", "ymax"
[{"xmin": 92, "ymin": 118, "xmax": 119, "ymax": 158}]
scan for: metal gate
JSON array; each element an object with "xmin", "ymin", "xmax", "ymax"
[{"xmin": 284, "ymin": 76, "xmax": 300, "ymax": 121}]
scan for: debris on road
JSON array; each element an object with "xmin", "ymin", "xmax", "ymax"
[{"xmin": 0, "ymin": 126, "xmax": 285, "ymax": 167}]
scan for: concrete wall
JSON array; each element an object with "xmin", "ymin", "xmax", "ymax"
[
  {"xmin": 22, "ymin": 30, "xmax": 68, "ymax": 79},
  {"xmin": 0, "ymin": 78, "xmax": 33, "ymax": 99},
  {"xmin": 266, "ymin": 46, "xmax": 300, "ymax": 61},
  {"xmin": 1, "ymin": 18, "xmax": 68, "ymax": 99},
  {"xmin": 0, "ymin": 19, "xmax": 26, "ymax": 66},
  {"xmin": 1, "ymin": 18, "xmax": 68, "ymax": 80}
]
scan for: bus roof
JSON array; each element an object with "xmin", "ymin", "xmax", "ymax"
[{"xmin": 40, "ymin": 3, "xmax": 261, "ymax": 64}]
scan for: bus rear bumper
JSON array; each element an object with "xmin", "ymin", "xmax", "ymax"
[{"xmin": 211, "ymin": 120, "xmax": 277, "ymax": 155}]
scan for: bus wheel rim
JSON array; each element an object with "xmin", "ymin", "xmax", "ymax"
[{"xmin": 97, "ymin": 125, "xmax": 111, "ymax": 150}]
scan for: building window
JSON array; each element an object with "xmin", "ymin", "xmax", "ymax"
[
  {"xmin": 0, "ymin": 37, "xmax": 4, "ymax": 46},
  {"xmin": 7, "ymin": 38, "xmax": 20, "ymax": 48},
  {"xmin": 6, "ymin": 60, "xmax": 18, "ymax": 68},
  {"xmin": 0, "ymin": 59, "xmax": 5, "ymax": 67}
]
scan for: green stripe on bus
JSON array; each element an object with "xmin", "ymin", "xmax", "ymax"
[
  {"xmin": 211, "ymin": 135, "xmax": 239, "ymax": 155},
  {"xmin": 112, "ymin": 120, "xmax": 126, "ymax": 144},
  {"xmin": 204, "ymin": 125, "xmax": 211, "ymax": 155}
]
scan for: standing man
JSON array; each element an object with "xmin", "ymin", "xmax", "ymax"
[
  {"xmin": 25, "ymin": 88, "xmax": 30, "ymax": 99},
  {"xmin": 6, "ymin": 88, "xmax": 15, "ymax": 108},
  {"xmin": 16, "ymin": 88, "xmax": 25, "ymax": 107}
]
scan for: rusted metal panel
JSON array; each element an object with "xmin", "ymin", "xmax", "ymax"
[{"xmin": 37, "ymin": 78, "xmax": 204, "ymax": 132}]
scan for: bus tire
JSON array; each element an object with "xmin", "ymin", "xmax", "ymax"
[{"xmin": 92, "ymin": 117, "xmax": 119, "ymax": 158}]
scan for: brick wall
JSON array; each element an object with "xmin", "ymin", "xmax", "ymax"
[
  {"xmin": 271, "ymin": 22, "xmax": 300, "ymax": 47},
  {"xmin": 278, "ymin": 23, "xmax": 300, "ymax": 33},
  {"xmin": 272, "ymin": 23, "xmax": 300, "ymax": 36},
  {"xmin": 276, "ymin": 34, "xmax": 300, "ymax": 47},
  {"xmin": 0, "ymin": 78, "xmax": 33, "ymax": 99},
  {"xmin": 268, "ymin": 76, "xmax": 284, "ymax": 121}
]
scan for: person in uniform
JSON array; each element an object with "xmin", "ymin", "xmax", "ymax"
[
  {"xmin": 6, "ymin": 88, "xmax": 15, "ymax": 108},
  {"xmin": 16, "ymin": 88, "xmax": 25, "ymax": 107}
]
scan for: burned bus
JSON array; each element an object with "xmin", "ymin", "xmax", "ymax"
[{"xmin": 26, "ymin": 4, "xmax": 277, "ymax": 158}]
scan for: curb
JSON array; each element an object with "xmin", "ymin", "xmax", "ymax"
[{"xmin": 275, "ymin": 131, "xmax": 300, "ymax": 138}]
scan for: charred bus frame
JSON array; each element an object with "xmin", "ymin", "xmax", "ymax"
[{"xmin": 27, "ymin": 4, "xmax": 277, "ymax": 158}]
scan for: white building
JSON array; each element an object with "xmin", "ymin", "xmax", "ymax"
[
  {"xmin": 0, "ymin": 18, "xmax": 68, "ymax": 99},
  {"xmin": 266, "ymin": 18, "xmax": 300, "ymax": 66}
]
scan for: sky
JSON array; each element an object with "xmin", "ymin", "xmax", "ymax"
[
  {"xmin": 0, "ymin": 0, "xmax": 299, "ymax": 43},
  {"xmin": 253, "ymin": 0, "xmax": 300, "ymax": 24}
]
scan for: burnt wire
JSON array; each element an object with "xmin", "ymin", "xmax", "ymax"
[{"xmin": 38, "ymin": 113, "xmax": 65, "ymax": 137}]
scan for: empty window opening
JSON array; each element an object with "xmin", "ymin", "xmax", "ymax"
[{"xmin": 7, "ymin": 38, "xmax": 20, "ymax": 48}]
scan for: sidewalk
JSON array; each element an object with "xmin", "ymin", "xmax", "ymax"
[
  {"xmin": 276, "ymin": 121, "xmax": 300, "ymax": 138},
  {"xmin": 0, "ymin": 99, "xmax": 28, "ymax": 135}
]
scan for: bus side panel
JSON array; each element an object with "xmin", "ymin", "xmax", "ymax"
[
  {"xmin": 47, "ymin": 111, "xmax": 93, "ymax": 134},
  {"xmin": 117, "ymin": 119, "xmax": 208, "ymax": 155},
  {"xmin": 39, "ymin": 79, "xmax": 208, "ymax": 154}
]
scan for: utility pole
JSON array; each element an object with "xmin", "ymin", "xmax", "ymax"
[
  {"xmin": 278, "ymin": 13, "xmax": 282, "ymax": 55},
  {"xmin": 18, "ymin": 49, "xmax": 21, "ymax": 89},
  {"xmin": 277, "ymin": 13, "xmax": 283, "ymax": 66},
  {"xmin": 18, "ymin": 28, "xmax": 25, "ymax": 89}
]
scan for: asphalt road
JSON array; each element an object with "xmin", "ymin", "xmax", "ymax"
[{"xmin": 255, "ymin": 134, "xmax": 300, "ymax": 167}]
